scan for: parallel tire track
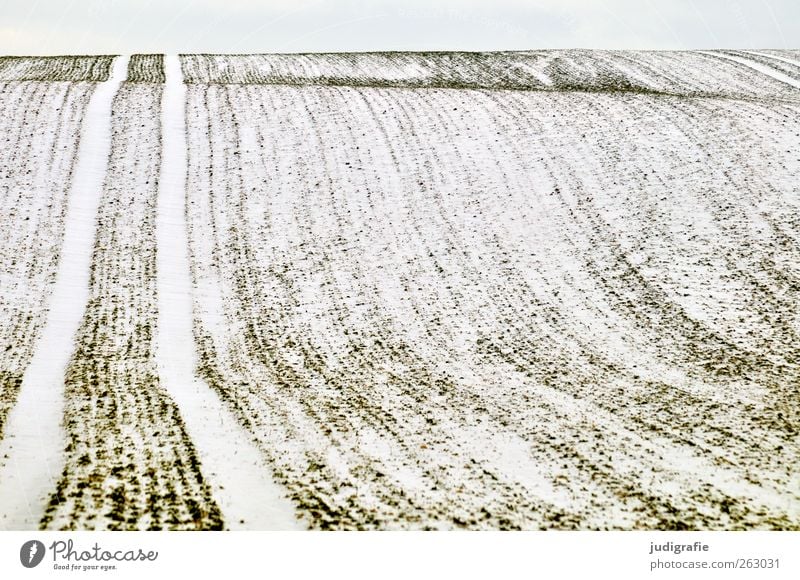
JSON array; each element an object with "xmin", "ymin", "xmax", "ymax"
[
  {"xmin": 0, "ymin": 55, "xmax": 129, "ymax": 530},
  {"xmin": 41, "ymin": 78, "xmax": 224, "ymax": 530}
]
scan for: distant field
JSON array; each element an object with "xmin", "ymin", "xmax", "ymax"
[
  {"xmin": 0, "ymin": 51, "xmax": 798, "ymax": 530},
  {"xmin": 0, "ymin": 55, "xmax": 114, "ymax": 82},
  {"xmin": 180, "ymin": 50, "xmax": 800, "ymax": 99}
]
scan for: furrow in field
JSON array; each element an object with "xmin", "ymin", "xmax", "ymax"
[
  {"xmin": 483, "ymin": 90, "xmax": 799, "ymax": 516},
  {"xmin": 180, "ymin": 52, "xmax": 800, "ymax": 103},
  {"xmin": 742, "ymin": 51, "xmax": 800, "ymax": 71},
  {"xmin": 326, "ymin": 86, "xmax": 704, "ymax": 527},
  {"xmin": 728, "ymin": 51, "xmax": 800, "ymax": 79},
  {"xmin": 372, "ymin": 86, "xmax": 798, "ymax": 526},
  {"xmin": 769, "ymin": 50, "xmax": 800, "ymax": 59},
  {"xmin": 631, "ymin": 51, "xmax": 797, "ymax": 99},
  {"xmin": 4, "ymin": 50, "xmax": 794, "ymax": 530},
  {"xmin": 756, "ymin": 50, "xmax": 800, "ymax": 63},
  {"xmin": 698, "ymin": 51, "xmax": 800, "ymax": 90},
  {"xmin": 258, "ymin": 85, "xmax": 571, "ymax": 527},
  {"xmin": 188, "ymin": 85, "xmax": 455, "ymax": 529},
  {"xmin": 127, "ymin": 54, "xmax": 166, "ymax": 83},
  {"xmin": 0, "ymin": 56, "xmax": 116, "ymax": 82},
  {"xmin": 186, "ymin": 83, "xmax": 616, "ymax": 528}
]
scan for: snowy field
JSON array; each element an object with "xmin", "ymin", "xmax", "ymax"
[{"xmin": 0, "ymin": 51, "xmax": 798, "ymax": 530}]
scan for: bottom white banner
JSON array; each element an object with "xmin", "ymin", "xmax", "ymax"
[{"xmin": 1, "ymin": 531, "xmax": 797, "ymax": 579}]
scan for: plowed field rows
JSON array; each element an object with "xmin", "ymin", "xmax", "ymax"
[{"xmin": 0, "ymin": 51, "xmax": 798, "ymax": 530}]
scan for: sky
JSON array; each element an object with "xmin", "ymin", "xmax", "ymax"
[{"xmin": 0, "ymin": 0, "xmax": 797, "ymax": 55}]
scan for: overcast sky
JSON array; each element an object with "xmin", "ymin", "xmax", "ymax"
[{"xmin": 0, "ymin": 0, "xmax": 797, "ymax": 55}]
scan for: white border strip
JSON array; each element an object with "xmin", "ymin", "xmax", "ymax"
[{"xmin": 1, "ymin": 531, "xmax": 799, "ymax": 579}]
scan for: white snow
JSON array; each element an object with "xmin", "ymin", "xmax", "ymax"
[
  {"xmin": 155, "ymin": 55, "xmax": 302, "ymax": 530},
  {"xmin": 0, "ymin": 55, "xmax": 129, "ymax": 530}
]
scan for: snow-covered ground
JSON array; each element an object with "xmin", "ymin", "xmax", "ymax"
[{"xmin": 0, "ymin": 50, "xmax": 799, "ymax": 530}]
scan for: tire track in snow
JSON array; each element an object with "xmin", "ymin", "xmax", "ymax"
[
  {"xmin": 742, "ymin": 51, "xmax": 800, "ymax": 71},
  {"xmin": 40, "ymin": 82, "xmax": 224, "ymax": 531},
  {"xmin": 0, "ymin": 55, "xmax": 129, "ymax": 530},
  {"xmin": 699, "ymin": 51, "xmax": 800, "ymax": 90},
  {"xmin": 156, "ymin": 55, "xmax": 302, "ymax": 530}
]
